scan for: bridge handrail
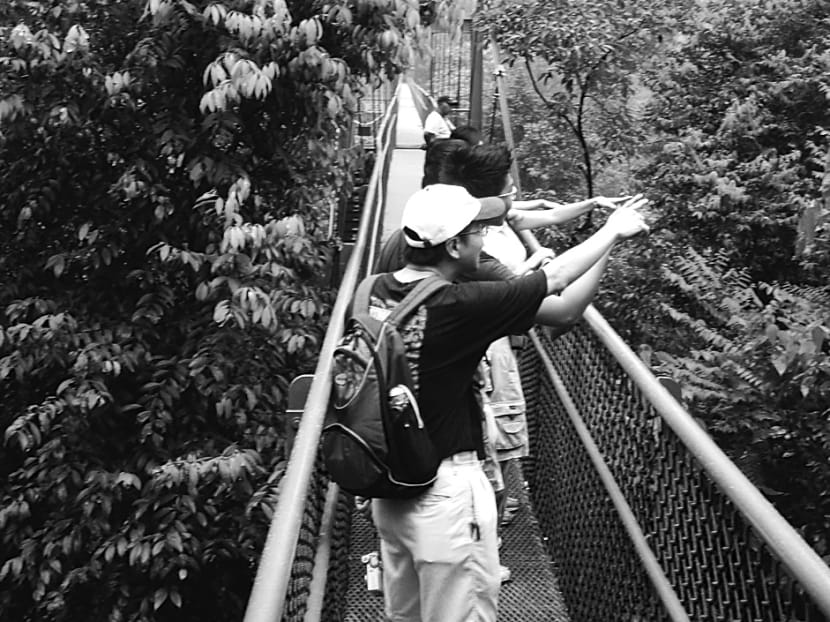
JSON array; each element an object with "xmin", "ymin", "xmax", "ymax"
[
  {"xmin": 580, "ymin": 304, "xmax": 830, "ymax": 616},
  {"xmin": 242, "ymin": 82, "xmax": 402, "ymax": 622},
  {"xmin": 516, "ymin": 215, "xmax": 830, "ymax": 617},
  {"xmin": 407, "ymin": 78, "xmax": 436, "ymax": 124}
]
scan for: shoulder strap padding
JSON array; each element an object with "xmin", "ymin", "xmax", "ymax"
[
  {"xmin": 353, "ymin": 274, "xmax": 381, "ymax": 315},
  {"xmin": 387, "ymin": 276, "xmax": 448, "ymax": 327},
  {"xmin": 352, "ymin": 274, "xmax": 448, "ymax": 325}
]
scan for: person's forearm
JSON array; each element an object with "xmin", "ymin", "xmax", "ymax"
[
  {"xmin": 514, "ymin": 257, "xmax": 539, "ymax": 275},
  {"xmin": 541, "ymin": 224, "xmax": 618, "ymax": 293},
  {"xmin": 509, "ymin": 200, "xmax": 594, "ymax": 230},
  {"xmin": 514, "ymin": 248, "xmax": 553, "ymax": 275},
  {"xmin": 534, "ymin": 249, "xmax": 611, "ymax": 325},
  {"xmin": 510, "ymin": 199, "xmax": 546, "ymax": 211},
  {"xmin": 543, "ymin": 199, "xmax": 595, "ymax": 222}
]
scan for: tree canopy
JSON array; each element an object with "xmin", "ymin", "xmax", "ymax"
[
  {"xmin": 486, "ymin": 0, "xmax": 830, "ymax": 560},
  {"xmin": 0, "ymin": 0, "xmax": 474, "ymax": 619}
]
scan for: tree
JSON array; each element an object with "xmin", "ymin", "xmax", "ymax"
[
  {"xmin": 637, "ymin": 0, "xmax": 830, "ymax": 282},
  {"xmin": 0, "ymin": 1, "xmax": 474, "ymax": 619},
  {"xmin": 479, "ymin": 0, "xmax": 679, "ymax": 198},
  {"xmin": 598, "ymin": 0, "xmax": 830, "ymax": 553}
]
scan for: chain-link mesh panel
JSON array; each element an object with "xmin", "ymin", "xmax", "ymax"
[
  {"xmin": 410, "ymin": 23, "xmax": 474, "ymax": 125},
  {"xmin": 521, "ymin": 328, "xmax": 666, "ymax": 622},
  {"xmin": 322, "ymin": 491, "xmax": 354, "ymax": 622},
  {"xmin": 521, "ymin": 323, "xmax": 828, "ymax": 622},
  {"xmin": 281, "ymin": 461, "xmax": 329, "ymax": 622},
  {"xmin": 498, "ymin": 459, "xmax": 571, "ymax": 621}
]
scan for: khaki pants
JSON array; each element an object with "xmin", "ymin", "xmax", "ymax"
[{"xmin": 372, "ymin": 453, "xmax": 500, "ymax": 622}]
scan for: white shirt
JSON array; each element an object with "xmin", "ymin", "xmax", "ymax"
[
  {"xmin": 424, "ymin": 110, "xmax": 454, "ymax": 139},
  {"xmin": 482, "ymin": 223, "xmax": 527, "ymax": 275}
]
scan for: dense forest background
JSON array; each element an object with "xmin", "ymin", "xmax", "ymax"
[
  {"xmin": 479, "ymin": 0, "xmax": 830, "ymax": 568},
  {"xmin": 0, "ymin": 0, "xmax": 828, "ymax": 620}
]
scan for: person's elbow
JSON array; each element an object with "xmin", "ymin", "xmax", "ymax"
[
  {"xmin": 535, "ymin": 309, "xmax": 583, "ymax": 327},
  {"xmin": 533, "ymin": 298, "xmax": 586, "ymax": 327},
  {"xmin": 544, "ymin": 268, "xmax": 570, "ymax": 294}
]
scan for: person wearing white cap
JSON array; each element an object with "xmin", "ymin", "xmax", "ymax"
[{"xmin": 365, "ymin": 183, "xmax": 649, "ymax": 622}]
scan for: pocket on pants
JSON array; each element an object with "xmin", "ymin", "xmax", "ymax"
[
  {"xmin": 495, "ymin": 412, "xmax": 528, "ymax": 453},
  {"xmin": 417, "ymin": 464, "xmax": 461, "ymax": 504}
]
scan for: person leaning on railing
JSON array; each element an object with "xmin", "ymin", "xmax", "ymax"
[
  {"xmin": 434, "ymin": 143, "xmax": 637, "ymax": 558},
  {"xmin": 365, "ymin": 182, "xmax": 648, "ymax": 622},
  {"xmin": 375, "ymin": 142, "xmax": 639, "ymax": 562}
]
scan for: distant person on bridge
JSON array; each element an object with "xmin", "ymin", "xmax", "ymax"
[
  {"xmin": 433, "ymin": 142, "xmax": 636, "ymax": 550},
  {"xmin": 367, "ymin": 183, "xmax": 649, "ymax": 622},
  {"xmin": 422, "ymin": 95, "xmax": 455, "ymax": 146}
]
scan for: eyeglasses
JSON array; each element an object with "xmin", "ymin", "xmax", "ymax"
[
  {"xmin": 457, "ymin": 225, "xmax": 490, "ymax": 238},
  {"xmin": 498, "ymin": 185, "xmax": 518, "ymax": 199}
]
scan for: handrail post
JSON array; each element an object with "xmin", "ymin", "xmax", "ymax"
[
  {"xmin": 488, "ymin": 31, "xmax": 539, "ymax": 253},
  {"xmin": 469, "ymin": 22, "xmax": 484, "ymax": 128},
  {"xmin": 488, "ymin": 30, "xmax": 523, "ymax": 197}
]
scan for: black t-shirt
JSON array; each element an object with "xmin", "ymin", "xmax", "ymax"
[{"xmin": 367, "ymin": 270, "xmax": 547, "ymax": 460}]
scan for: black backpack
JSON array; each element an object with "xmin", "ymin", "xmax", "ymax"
[{"xmin": 321, "ymin": 274, "xmax": 447, "ymax": 498}]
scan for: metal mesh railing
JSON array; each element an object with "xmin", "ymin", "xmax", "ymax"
[
  {"xmin": 279, "ymin": 457, "xmax": 328, "ymax": 621},
  {"xmin": 521, "ymin": 318, "xmax": 830, "ymax": 622},
  {"xmin": 411, "ymin": 21, "xmax": 474, "ymax": 125}
]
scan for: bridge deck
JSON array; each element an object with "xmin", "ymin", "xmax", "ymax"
[{"xmin": 340, "ymin": 83, "xmax": 570, "ymax": 621}]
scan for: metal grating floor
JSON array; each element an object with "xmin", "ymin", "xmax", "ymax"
[{"xmin": 341, "ymin": 460, "xmax": 571, "ymax": 621}]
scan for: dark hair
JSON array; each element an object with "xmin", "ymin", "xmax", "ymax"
[
  {"xmin": 403, "ymin": 243, "xmax": 450, "ymax": 267},
  {"xmin": 436, "ymin": 95, "xmax": 451, "ymax": 106},
  {"xmin": 439, "ymin": 143, "xmax": 512, "ymax": 198},
  {"xmin": 450, "ymin": 125, "xmax": 482, "ymax": 146},
  {"xmin": 421, "ymin": 138, "xmax": 469, "ymax": 188}
]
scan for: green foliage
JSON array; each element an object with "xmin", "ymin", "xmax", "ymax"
[
  {"xmin": 594, "ymin": 0, "xmax": 830, "ymax": 549},
  {"xmin": 0, "ymin": 0, "xmax": 449, "ymax": 619},
  {"xmin": 491, "ymin": 0, "xmax": 830, "ymax": 554},
  {"xmin": 479, "ymin": 0, "xmax": 678, "ymax": 196},
  {"xmin": 643, "ymin": 247, "xmax": 830, "ymax": 556},
  {"xmin": 638, "ymin": 0, "xmax": 830, "ymax": 282}
]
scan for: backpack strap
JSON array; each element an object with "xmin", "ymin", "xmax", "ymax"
[
  {"xmin": 387, "ymin": 276, "xmax": 448, "ymax": 327},
  {"xmin": 353, "ymin": 274, "xmax": 381, "ymax": 314}
]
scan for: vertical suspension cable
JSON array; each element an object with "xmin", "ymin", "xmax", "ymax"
[
  {"xmin": 488, "ymin": 84, "xmax": 498, "ymax": 142},
  {"xmin": 429, "ymin": 32, "xmax": 435, "ymax": 95},
  {"xmin": 456, "ymin": 30, "xmax": 463, "ymax": 108}
]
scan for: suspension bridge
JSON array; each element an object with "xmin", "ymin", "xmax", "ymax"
[{"xmin": 241, "ymin": 22, "xmax": 830, "ymax": 622}]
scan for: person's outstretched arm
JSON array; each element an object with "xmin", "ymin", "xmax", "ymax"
[
  {"xmin": 534, "ymin": 249, "xmax": 612, "ymax": 326},
  {"xmin": 511, "ymin": 247, "xmax": 555, "ymax": 276},
  {"xmin": 508, "ymin": 195, "xmax": 635, "ymax": 231}
]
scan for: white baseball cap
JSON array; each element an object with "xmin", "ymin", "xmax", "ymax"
[{"xmin": 401, "ymin": 184, "xmax": 506, "ymax": 248}]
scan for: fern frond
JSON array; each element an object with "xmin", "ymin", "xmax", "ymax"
[
  {"xmin": 722, "ymin": 358, "xmax": 766, "ymax": 392},
  {"xmin": 660, "ymin": 303, "xmax": 734, "ymax": 349},
  {"xmin": 779, "ymin": 282, "xmax": 830, "ymax": 306}
]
